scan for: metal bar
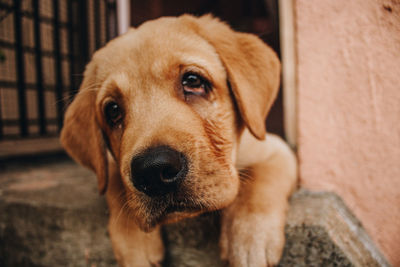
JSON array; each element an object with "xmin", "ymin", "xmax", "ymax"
[
  {"xmin": 80, "ymin": 0, "xmax": 89, "ymax": 63},
  {"xmin": 94, "ymin": 0, "xmax": 101, "ymax": 49},
  {"xmin": 53, "ymin": 0, "xmax": 64, "ymax": 131},
  {"xmin": 105, "ymin": 0, "xmax": 118, "ymax": 41},
  {"xmin": 33, "ymin": 0, "xmax": 47, "ymax": 135},
  {"xmin": 14, "ymin": 0, "xmax": 28, "ymax": 137},
  {"xmin": 105, "ymin": 0, "xmax": 110, "ymax": 41},
  {"xmin": 67, "ymin": 0, "xmax": 76, "ymax": 96},
  {"xmin": 116, "ymin": 0, "xmax": 130, "ymax": 35},
  {"xmin": 279, "ymin": 0, "xmax": 297, "ymax": 147},
  {"xmin": 0, "ymin": 92, "xmax": 3, "ymax": 139},
  {"xmin": 76, "ymin": 0, "xmax": 89, "ymax": 86}
]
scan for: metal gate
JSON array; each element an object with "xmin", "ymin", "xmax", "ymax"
[{"xmin": 0, "ymin": 0, "xmax": 117, "ymax": 141}]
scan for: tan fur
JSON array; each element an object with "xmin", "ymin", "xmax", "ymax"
[{"xmin": 61, "ymin": 14, "xmax": 297, "ymax": 267}]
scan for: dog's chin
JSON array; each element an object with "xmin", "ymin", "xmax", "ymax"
[{"xmin": 136, "ymin": 203, "xmax": 205, "ymax": 232}]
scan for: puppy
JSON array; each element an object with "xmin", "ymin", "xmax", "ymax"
[{"xmin": 61, "ymin": 14, "xmax": 297, "ymax": 267}]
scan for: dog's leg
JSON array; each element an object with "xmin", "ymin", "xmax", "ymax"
[
  {"xmin": 107, "ymin": 215, "xmax": 164, "ymax": 267},
  {"xmin": 220, "ymin": 130, "xmax": 297, "ymax": 267},
  {"xmin": 106, "ymin": 161, "xmax": 164, "ymax": 267}
]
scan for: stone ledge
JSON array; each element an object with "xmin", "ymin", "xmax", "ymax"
[{"xmin": 0, "ymin": 157, "xmax": 390, "ymax": 267}]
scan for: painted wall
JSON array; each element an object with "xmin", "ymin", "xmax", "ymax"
[{"xmin": 295, "ymin": 0, "xmax": 400, "ymax": 265}]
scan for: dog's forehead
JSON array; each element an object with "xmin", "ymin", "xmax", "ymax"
[{"xmin": 96, "ymin": 17, "xmax": 226, "ymax": 84}]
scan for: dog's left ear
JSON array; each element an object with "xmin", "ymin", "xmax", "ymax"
[
  {"xmin": 183, "ymin": 15, "xmax": 281, "ymax": 140},
  {"xmin": 60, "ymin": 62, "xmax": 109, "ymax": 194}
]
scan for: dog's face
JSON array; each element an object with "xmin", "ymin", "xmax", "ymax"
[{"xmin": 61, "ymin": 15, "xmax": 280, "ymax": 231}]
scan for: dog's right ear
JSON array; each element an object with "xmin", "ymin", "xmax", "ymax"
[
  {"xmin": 182, "ymin": 15, "xmax": 281, "ymax": 140},
  {"xmin": 60, "ymin": 62, "xmax": 108, "ymax": 194}
]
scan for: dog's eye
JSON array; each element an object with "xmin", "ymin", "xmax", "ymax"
[
  {"xmin": 182, "ymin": 73, "xmax": 210, "ymax": 96},
  {"xmin": 104, "ymin": 101, "xmax": 123, "ymax": 126}
]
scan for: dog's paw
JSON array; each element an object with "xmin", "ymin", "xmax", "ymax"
[
  {"xmin": 146, "ymin": 232, "xmax": 165, "ymax": 267},
  {"xmin": 148, "ymin": 255, "xmax": 163, "ymax": 267},
  {"xmin": 220, "ymin": 205, "xmax": 285, "ymax": 267}
]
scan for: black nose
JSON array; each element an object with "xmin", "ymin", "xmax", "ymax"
[{"xmin": 130, "ymin": 146, "xmax": 188, "ymax": 196}]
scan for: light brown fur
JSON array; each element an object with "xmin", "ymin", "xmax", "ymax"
[{"xmin": 61, "ymin": 15, "xmax": 297, "ymax": 267}]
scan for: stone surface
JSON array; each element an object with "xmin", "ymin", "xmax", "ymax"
[
  {"xmin": 0, "ymin": 156, "xmax": 390, "ymax": 267},
  {"xmin": 0, "ymin": 154, "xmax": 115, "ymax": 267}
]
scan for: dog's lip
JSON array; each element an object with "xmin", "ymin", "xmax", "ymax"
[
  {"xmin": 140, "ymin": 203, "xmax": 202, "ymax": 232},
  {"xmin": 165, "ymin": 203, "xmax": 202, "ymax": 213}
]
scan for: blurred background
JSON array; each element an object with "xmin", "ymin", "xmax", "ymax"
[{"xmin": 0, "ymin": 0, "xmax": 114, "ymax": 156}]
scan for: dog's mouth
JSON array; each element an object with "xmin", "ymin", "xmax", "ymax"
[
  {"xmin": 135, "ymin": 194, "xmax": 210, "ymax": 232},
  {"xmin": 139, "ymin": 207, "xmax": 202, "ymax": 232}
]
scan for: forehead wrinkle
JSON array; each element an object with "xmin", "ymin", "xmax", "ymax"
[
  {"xmin": 133, "ymin": 24, "xmax": 223, "ymax": 67},
  {"xmin": 144, "ymin": 46, "xmax": 226, "ymax": 88},
  {"xmin": 96, "ymin": 74, "xmax": 128, "ymax": 108},
  {"xmin": 178, "ymin": 54, "xmax": 226, "ymax": 82},
  {"xmin": 110, "ymin": 72, "xmax": 132, "ymax": 94}
]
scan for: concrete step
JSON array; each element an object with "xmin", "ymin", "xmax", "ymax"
[{"xmin": 0, "ymin": 156, "xmax": 390, "ymax": 267}]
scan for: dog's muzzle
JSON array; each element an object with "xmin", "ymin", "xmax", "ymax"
[{"xmin": 130, "ymin": 146, "xmax": 188, "ymax": 197}]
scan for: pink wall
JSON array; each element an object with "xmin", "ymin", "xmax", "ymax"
[{"xmin": 295, "ymin": 0, "xmax": 400, "ymax": 265}]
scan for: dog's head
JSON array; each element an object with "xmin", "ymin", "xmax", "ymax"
[{"xmin": 61, "ymin": 15, "xmax": 280, "ymax": 231}]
